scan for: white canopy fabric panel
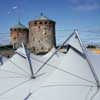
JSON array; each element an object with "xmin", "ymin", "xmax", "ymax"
[
  {"xmin": 59, "ymin": 32, "xmax": 97, "ymax": 85},
  {"xmin": 0, "ymin": 32, "xmax": 99, "ymax": 100},
  {"xmin": 88, "ymin": 53, "xmax": 100, "ymax": 80},
  {"xmin": 87, "ymin": 53, "xmax": 100, "ymax": 100},
  {"xmin": 64, "ymin": 32, "xmax": 83, "ymax": 53},
  {"xmin": 0, "ymin": 47, "xmax": 61, "ymax": 100}
]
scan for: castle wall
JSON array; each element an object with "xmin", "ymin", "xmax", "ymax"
[{"xmin": 10, "ymin": 29, "xmax": 29, "ymax": 48}]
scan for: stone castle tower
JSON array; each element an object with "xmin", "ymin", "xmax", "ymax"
[
  {"xmin": 29, "ymin": 14, "xmax": 56, "ymax": 54},
  {"xmin": 10, "ymin": 21, "xmax": 29, "ymax": 48}
]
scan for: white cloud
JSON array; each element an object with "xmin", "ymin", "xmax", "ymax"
[
  {"xmin": 75, "ymin": 3, "xmax": 100, "ymax": 11},
  {"xmin": 12, "ymin": 6, "xmax": 18, "ymax": 10},
  {"xmin": 68, "ymin": 0, "xmax": 100, "ymax": 11},
  {"xmin": 8, "ymin": 11, "xmax": 11, "ymax": 15},
  {"xmin": 8, "ymin": 5, "xmax": 18, "ymax": 15}
]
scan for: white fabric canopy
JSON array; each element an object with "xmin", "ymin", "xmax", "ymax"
[
  {"xmin": 0, "ymin": 31, "xmax": 99, "ymax": 100},
  {"xmin": 88, "ymin": 52, "xmax": 100, "ymax": 79}
]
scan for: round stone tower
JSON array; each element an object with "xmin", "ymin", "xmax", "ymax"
[
  {"xmin": 10, "ymin": 21, "xmax": 29, "ymax": 49},
  {"xmin": 29, "ymin": 14, "xmax": 56, "ymax": 54}
]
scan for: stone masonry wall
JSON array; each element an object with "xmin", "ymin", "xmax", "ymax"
[{"xmin": 29, "ymin": 20, "xmax": 56, "ymax": 54}]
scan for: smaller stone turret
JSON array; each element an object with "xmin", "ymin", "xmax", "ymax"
[{"xmin": 10, "ymin": 21, "xmax": 29, "ymax": 49}]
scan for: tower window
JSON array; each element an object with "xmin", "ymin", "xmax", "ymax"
[
  {"xmin": 34, "ymin": 22, "xmax": 37, "ymax": 25},
  {"xmin": 41, "ymin": 47, "xmax": 44, "ymax": 50},
  {"xmin": 49, "ymin": 22, "xmax": 52, "ymax": 25},
  {"xmin": 32, "ymin": 47, "xmax": 35, "ymax": 51},
  {"xmin": 13, "ymin": 37, "xmax": 17, "ymax": 40},
  {"xmin": 44, "ymin": 33, "xmax": 47, "ymax": 35},
  {"xmin": 14, "ymin": 29, "xmax": 17, "ymax": 31},
  {"xmin": 38, "ymin": 26, "xmax": 40, "ymax": 29},
  {"xmin": 39, "ymin": 22, "xmax": 42, "ymax": 24},
  {"xmin": 33, "ymin": 37, "xmax": 35, "ymax": 41},
  {"xmin": 45, "ymin": 22, "xmax": 47, "ymax": 24},
  {"xmin": 38, "ymin": 40, "xmax": 40, "ymax": 43}
]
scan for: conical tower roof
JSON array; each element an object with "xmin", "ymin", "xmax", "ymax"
[
  {"xmin": 37, "ymin": 13, "xmax": 49, "ymax": 20},
  {"xmin": 34, "ymin": 13, "xmax": 55, "ymax": 22},
  {"xmin": 11, "ymin": 21, "xmax": 27, "ymax": 29}
]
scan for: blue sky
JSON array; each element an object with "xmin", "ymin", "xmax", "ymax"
[
  {"xmin": 0, "ymin": 0, "xmax": 100, "ymax": 45},
  {"xmin": 0, "ymin": 0, "xmax": 100, "ymax": 33}
]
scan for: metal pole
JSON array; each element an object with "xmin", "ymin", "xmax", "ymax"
[
  {"xmin": 75, "ymin": 30, "xmax": 100, "ymax": 88},
  {"xmin": 22, "ymin": 43, "xmax": 35, "ymax": 79},
  {"xmin": 35, "ymin": 32, "xmax": 75, "ymax": 74}
]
